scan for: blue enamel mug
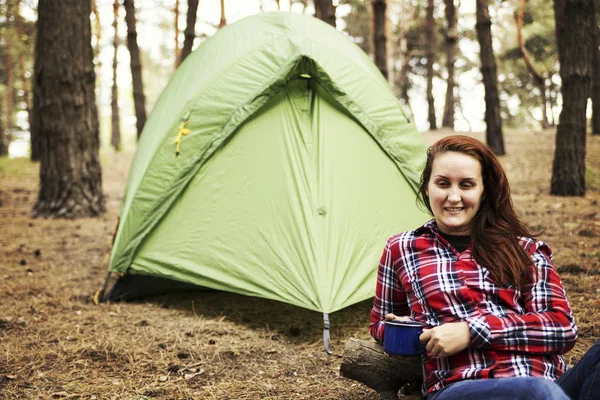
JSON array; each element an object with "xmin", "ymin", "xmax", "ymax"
[{"xmin": 383, "ymin": 320, "xmax": 426, "ymax": 356}]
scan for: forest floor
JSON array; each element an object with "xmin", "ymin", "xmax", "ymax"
[{"xmin": 1, "ymin": 128, "xmax": 600, "ymax": 400}]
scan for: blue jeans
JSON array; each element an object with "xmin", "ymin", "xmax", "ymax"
[{"xmin": 428, "ymin": 340, "xmax": 600, "ymax": 400}]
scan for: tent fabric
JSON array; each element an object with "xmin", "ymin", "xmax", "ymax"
[{"xmin": 106, "ymin": 12, "xmax": 430, "ymax": 313}]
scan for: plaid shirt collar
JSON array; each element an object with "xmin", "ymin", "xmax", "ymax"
[{"xmin": 414, "ymin": 218, "xmax": 438, "ymax": 236}]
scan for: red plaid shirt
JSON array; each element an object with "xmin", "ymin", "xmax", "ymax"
[{"xmin": 370, "ymin": 220, "xmax": 578, "ymax": 397}]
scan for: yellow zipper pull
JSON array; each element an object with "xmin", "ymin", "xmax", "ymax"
[{"xmin": 174, "ymin": 119, "xmax": 191, "ymax": 157}]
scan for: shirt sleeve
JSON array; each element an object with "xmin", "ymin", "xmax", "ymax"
[
  {"xmin": 370, "ymin": 239, "xmax": 410, "ymax": 342},
  {"xmin": 466, "ymin": 241, "xmax": 578, "ymax": 354}
]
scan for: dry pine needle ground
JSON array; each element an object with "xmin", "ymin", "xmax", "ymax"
[{"xmin": 1, "ymin": 129, "xmax": 599, "ymax": 399}]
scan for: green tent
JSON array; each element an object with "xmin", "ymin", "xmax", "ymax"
[{"xmin": 103, "ymin": 12, "xmax": 429, "ymax": 344}]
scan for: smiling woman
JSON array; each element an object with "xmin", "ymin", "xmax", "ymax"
[
  {"xmin": 369, "ymin": 135, "xmax": 600, "ymax": 400},
  {"xmin": 418, "ymin": 135, "xmax": 533, "ymax": 288}
]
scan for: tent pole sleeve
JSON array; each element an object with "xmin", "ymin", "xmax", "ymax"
[{"xmin": 323, "ymin": 313, "xmax": 333, "ymax": 354}]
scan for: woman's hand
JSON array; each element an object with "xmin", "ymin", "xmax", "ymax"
[{"xmin": 419, "ymin": 322, "xmax": 470, "ymax": 358}]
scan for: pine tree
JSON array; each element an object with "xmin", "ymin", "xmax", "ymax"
[{"xmin": 32, "ymin": 0, "xmax": 105, "ymax": 217}]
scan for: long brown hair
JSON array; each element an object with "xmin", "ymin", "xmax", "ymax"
[{"xmin": 418, "ymin": 135, "xmax": 535, "ymax": 288}]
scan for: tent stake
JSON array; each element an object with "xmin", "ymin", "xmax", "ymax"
[
  {"xmin": 100, "ymin": 271, "xmax": 112, "ymax": 302},
  {"xmin": 323, "ymin": 313, "xmax": 333, "ymax": 354}
]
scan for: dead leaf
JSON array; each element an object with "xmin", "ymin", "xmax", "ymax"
[{"xmin": 158, "ymin": 375, "xmax": 169, "ymax": 382}]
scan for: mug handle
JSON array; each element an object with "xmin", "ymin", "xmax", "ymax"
[{"xmin": 416, "ymin": 329, "xmax": 425, "ymax": 352}]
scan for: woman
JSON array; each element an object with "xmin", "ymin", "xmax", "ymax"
[{"xmin": 370, "ymin": 135, "xmax": 599, "ymax": 399}]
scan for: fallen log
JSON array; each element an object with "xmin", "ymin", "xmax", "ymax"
[{"xmin": 339, "ymin": 337, "xmax": 423, "ymax": 400}]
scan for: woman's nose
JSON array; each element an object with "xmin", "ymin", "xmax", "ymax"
[{"xmin": 447, "ymin": 187, "xmax": 461, "ymax": 202}]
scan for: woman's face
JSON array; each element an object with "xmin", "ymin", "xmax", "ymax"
[{"xmin": 426, "ymin": 151, "xmax": 484, "ymax": 236}]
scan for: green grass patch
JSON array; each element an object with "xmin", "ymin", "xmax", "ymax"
[
  {"xmin": 582, "ymin": 250, "xmax": 600, "ymax": 259},
  {"xmin": 0, "ymin": 156, "xmax": 38, "ymax": 178},
  {"xmin": 586, "ymin": 164, "xmax": 600, "ymax": 191}
]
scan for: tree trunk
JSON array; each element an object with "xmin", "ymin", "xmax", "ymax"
[
  {"xmin": 4, "ymin": 0, "xmax": 16, "ymax": 156},
  {"xmin": 174, "ymin": 0, "xmax": 180, "ymax": 65},
  {"xmin": 550, "ymin": 0, "xmax": 595, "ymax": 195},
  {"xmin": 112, "ymin": 0, "xmax": 122, "ymax": 151},
  {"xmin": 456, "ymin": 92, "xmax": 474, "ymax": 131},
  {"xmin": 539, "ymin": 84, "xmax": 551, "ymax": 128},
  {"xmin": 425, "ymin": 0, "xmax": 437, "ymax": 130},
  {"xmin": 178, "ymin": 0, "xmax": 199, "ymax": 67},
  {"xmin": 219, "ymin": 0, "xmax": 226, "ymax": 28},
  {"xmin": 0, "ymin": 102, "xmax": 6, "ymax": 156},
  {"xmin": 517, "ymin": 0, "xmax": 550, "ymax": 129},
  {"xmin": 592, "ymin": 19, "xmax": 600, "ymax": 135},
  {"xmin": 16, "ymin": 0, "xmax": 31, "ymax": 137},
  {"xmin": 91, "ymin": 0, "xmax": 102, "ymax": 140},
  {"xmin": 397, "ymin": 58, "xmax": 413, "ymax": 104},
  {"xmin": 475, "ymin": 0, "xmax": 505, "ymax": 155},
  {"xmin": 442, "ymin": 0, "xmax": 458, "ymax": 130},
  {"xmin": 32, "ymin": 0, "xmax": 105, "ymax": 218},
  {"xmin": 299, "ymin": 0, "xmax": 308, "ymax": 13},
  {"xmin": 392, "ymin": 26, "xmax": 413, "ymax": 110},
  {"xmin": 371, "ymin": 0, "xmax": 388, "ymax": 80},
  {"xmin": 392, "ymin": 5, "xmax": 421, "ymax": 119},
  {"xmin": 123, "ymin": 0, "xmax": 147, "ymax": 139},
  {"xmin": 314, "ymin": 0, "xmax": 336, "ymax": 27},
  {"xmin": 25, "ymin": 0, "xmax": 42, "ymax": 161},
  {"xmin": 30, "ymin": 85, "xmax": 41, "ymax": 161},
  {"xmin": 15, "ymin": 0, "xmax": 41, "ymax": 161},
  {"xmin": 340, "ymin": 338, "xmax": 422, "ymax": 399},
  {"xmin": 91, "ymin": 0, "xmax": 102, "ymax": 60},
  {"xmin": 549, "ymin": 80, "xmax": 558, "ymax": 126}
]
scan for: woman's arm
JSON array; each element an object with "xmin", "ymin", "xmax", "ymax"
[
  {"xmin": 466, "ymin": 241, "xmax": 578, "ymax": 354},
  {"xmin": 370, "ymin": 239, "xmax": 410, "ymax": 341}
]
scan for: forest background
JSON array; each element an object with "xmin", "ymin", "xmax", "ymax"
[
  {"xmin": 1, "ymin": 0, "xmax": 600, "ymax": 399},
  {"xmin": 2, "ymin": 0, "xmax": 598, "ymax": 154}
]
